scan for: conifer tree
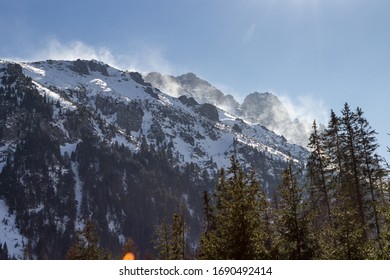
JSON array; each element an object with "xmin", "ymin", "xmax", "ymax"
[
  {"xmin": 306, "ymin": 104, "xmax": 387, "ymax": 259},
  {"xmin": 274, "ymin": 162, "xmax": 315, "ymax": 259},
  {"xmin": 66, "ymin": 220, "xmax": 111, "ymax": 260},
  {"xmin": 198, "ymin": 191, "xmax": 218, "ymax": 259},
  {"xmin": 0, "ymin": 242, "xmax": 9, "ymax": 260},
  {"xmin": 153, "ymin": 222, "xmax": 172, "ymax": 259},
  {"xmin": 170, "ymin": 209, "xmax": 186, "ymax": 260},
  {"xmin": 198, "ymin": 156, "xmax": 270, "ymax": 260},
  {"xmin": 307, "ymin": 120, "xmax": 331, "ymax": 223},
  {"xmin": 202, "ymin": 191, "xmax": 216, "ymax": 234},
  {"xmin": 153, "ymin": 207, "xmax": 187, "ymax": 260},
  {"xmin": 323, "ymin": 110, "xmax": 345, "ymax": 191},
  {"xmin": 340, "ymin": 103, "xmax": 366, "ymax": 230},
  {"xmin": 355, "ymin": 107, "xmax": 383, "ymax": 245}
]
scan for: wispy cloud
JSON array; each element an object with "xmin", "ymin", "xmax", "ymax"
[{"xmin": 242, "ymin": 23, "xmax": 257, "ymax": 45}]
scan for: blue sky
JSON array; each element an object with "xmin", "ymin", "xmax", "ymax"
[{"xmin": 1, "ymin": 0, "xmax": 389, "ymax": 159}]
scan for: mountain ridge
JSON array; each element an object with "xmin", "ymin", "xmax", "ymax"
[{"xmin": 144, "ymin": 71, "xmax": 312, "ymax": 146}]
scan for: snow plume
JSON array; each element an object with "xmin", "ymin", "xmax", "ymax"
[
  {"xmin": 34, "ymin": 39, "xmax": 120, "ymax": 67},
  {"xmin": 22, "ymin": 39, "xmax": 176, "ymax": 75},
  {"xmin": 143, "ymin": 72, "xmax": 182, "ymax": 97},
  {"xmin": 279, "ymin": 94, "xmax": 328, "ymax": 125},
  {"xmin": 128, "ymin": 46, "xmax": 175, "ymax": 75},
  {"xmin": 279, "ymin": 94, "xmax": 329, "ymax": 141},
  {"xmin": 157, "ymin": 75, "xmax": 182, "ymax": 97}
]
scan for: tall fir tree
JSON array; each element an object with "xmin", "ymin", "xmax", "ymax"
[
  {"xmin": 307, "ymin": 120, "xmax": 332, "ymax": 224},
  {"xmin": 340, "ymin": 103, "xmax": 366, "ymax": 231},
  {"xmin": 355, "ymin": 107, "xmax": 383, "ymax": 246},
  {"xmin": 198, "ymin": 156, "xmax": 270, "ymax": 260},
  {"xmin": 153, "ymin": 222, "xmax": 172, "ymax": 260},
  {"xmin": 274, "ymin": 162, "xmax": 315, "ymax": 259},
  {"xmin": 66, "ymin": 220, "xmax": 111, "ymax": 260},
  {"xmin": 153, "ymin": 206, "xmax": 187, "ymax": 260}
]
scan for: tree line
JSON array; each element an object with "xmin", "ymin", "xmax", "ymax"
[{"xmin": 154, "ymin": 103, "xmax": 390, "ymax": 260}]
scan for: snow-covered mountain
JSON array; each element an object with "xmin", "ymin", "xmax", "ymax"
[
  {"xmin": 19, "ymin": 60, "xmax": 306, "ymax": 166},
  {"xmin": 144, "ymin": 72, "xmax": 311, "ymax": 146},
  {"xmin": 0, "ymin": 59, "xmax": 308, "ymax": 259}
]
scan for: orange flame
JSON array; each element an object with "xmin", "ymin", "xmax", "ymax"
[{"xmin": 122, "ymin": 252, "xmax": 136, "ymax": 260}]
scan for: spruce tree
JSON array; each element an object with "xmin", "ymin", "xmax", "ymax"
[
  {"xmin": 355, "ymin": 107, "xmax": 383, "ymax": 246},
  {"xmin": 153, "ymin": 222, "xmax": 172, "ymax": 259},
  {"xmin": 171, "ymin": 210, "xmax": 186, "ymax": 260},
  {"xmin": 274, "ymin": 162, "xmax": 315, "ymax": 259},
  {"xmin": 307, "ymin": 120, "xmax": 331, "ymax": 223},
  {"xmin": 153, "ymin": 207, "xmax": 187, "ymax": 260},
  {"xmin": 340, "ymin": 103, "xmax": 366, "ymax": 230},
  {"xmin": 198, "ymin": 156, "xmax": 270, "ymax": 260},
  {"xmin": 66, "ymin": 220, "xmax": 111, "ymax": 260},
  {"xmin": 0, "ymin": 243, "xmax": 9, "ymax": 260},
  {"xmin": 197, "ymin": 191, "xmax": 218, "ymax": 259}
]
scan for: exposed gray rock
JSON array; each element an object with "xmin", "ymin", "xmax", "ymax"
[
  {"xmin": 195, "ymin": 103, "xmax": 219, "ymax": 122},
  {"xmin": 116, "ymin": 101, "xmax": 144, "ymax": 133},
  {"xmin": 144, "ymin": 86, "xmax": 159, "ymax": 99},
  {"xmin": 178, "ymin": 95, "xmax": 198, "ymax": 107},
  {"xmin": 130, "ymin": 72, "xmax": 150, "ymax": 86},
  {"xmin": 87, "ymin": 60, "xmax": 109, "ymax": 76},
  {"xmin": 70, "ymin": 59, "xmax": 109, "ymax": 76},
  {"xmin": 71, "ymin": 59, "xmax": 89, "ymax": 75}
]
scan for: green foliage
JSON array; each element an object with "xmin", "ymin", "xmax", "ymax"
[
  {"xmin": 273, "ymin": 163, "xmax": 316, "ymax": 259},
  {"xmin": 153, "ymin": 222, "xmax": 172, "ymax": 260},
  {"xmin": 198, "ymin": 156, "xmax": 270, "ymax": 260},
  {"xmin": 153, "ymin": 207, "xmax": 187, "ymax": 260},
  {"xmin": 197, "ymin": 104, "xmax": 390, "ymax": 260},
  {"xmin": 66, "ymin": 220, "xmax": 111, "ymax": 260},
  {"xmin": 306, "ymin": 103, "xmax": 389, "ymax": 259}
]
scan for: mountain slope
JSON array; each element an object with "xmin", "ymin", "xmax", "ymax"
[{"xmin": 0, "ymin": 59, "xmax": 307, "ymax": 259}]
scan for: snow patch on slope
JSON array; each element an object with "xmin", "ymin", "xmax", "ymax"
[
  {"xmin": 0, "ymin": 200, "xmax": 25, "ymax": 259},
  {"xmin": 32, "ymin": 81, "xmax": 77, "ymax": 110}
]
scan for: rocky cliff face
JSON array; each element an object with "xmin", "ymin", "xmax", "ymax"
[
  {"xmin": 0, "ymin": 59, "xmax": 307, "ymax": 259},
  {"xmin": 144, "ymin": 72, "xmax": 241, "ymax": 115},
  {"xmin": 241, "ymin": 92, "xmax": 310, "ymax": 146}
]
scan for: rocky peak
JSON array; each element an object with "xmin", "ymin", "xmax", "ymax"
[
  {"xmin": 70, "ymin": 59, "xmax": 109, "ymax": 76},
  {"xmin": 176, "ymin": 72, "xmax": 210, "ymax": 87},
  {"xmin": 145, "ymin": 71, "xmax": 241, "ymax": 114},
  {"xmin": 242, "ymin": 92, "xmax": 291, "ymax": 124},
  {"xmin": 241, "ymin": 92, "xmax": 309, "ymax": 146},
  {"xmin": 145, "ymin": 69, "xmax": 311, "ymax": 146}
]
